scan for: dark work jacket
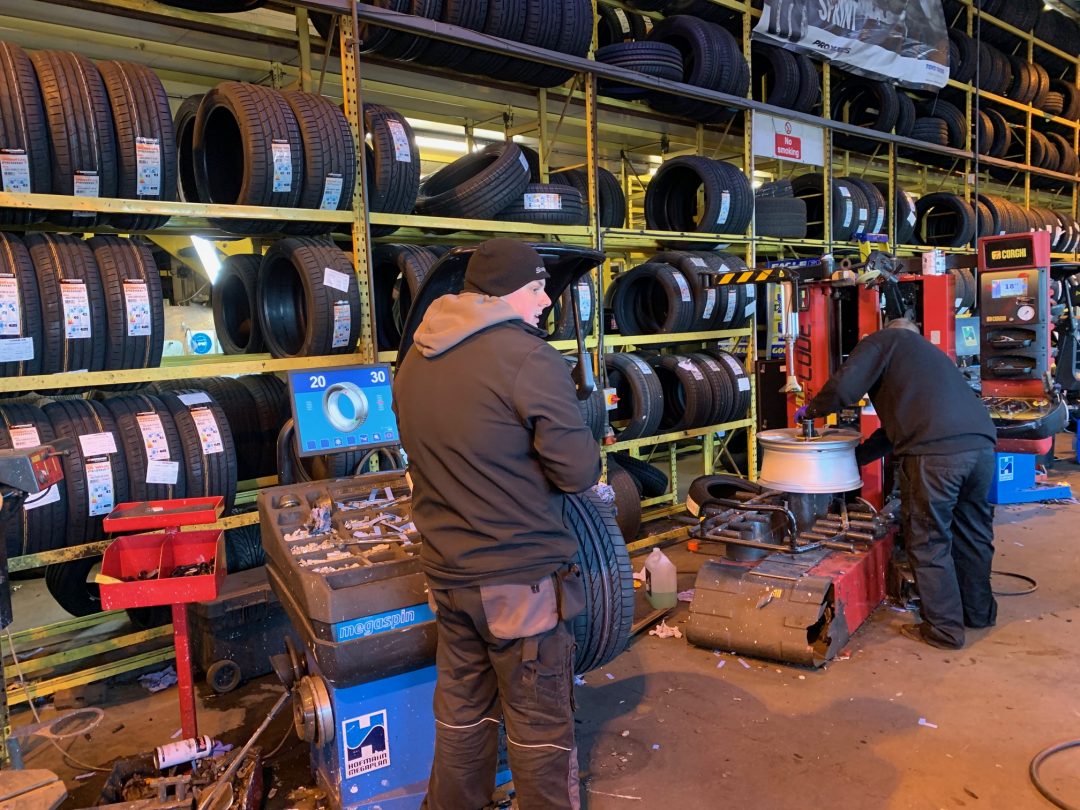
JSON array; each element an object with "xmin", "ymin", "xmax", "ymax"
[
  {"xmin": 807, "ymin": 328, "xmax": 996, "ymax": 460},
  {"xmin": 393, "ymin": 293, "xmax": 601, "ymax": 589}
]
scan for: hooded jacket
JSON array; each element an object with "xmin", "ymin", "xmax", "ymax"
[{"xmin": 393, "ymin": 293, "xmax": 601, "ymax": 589}]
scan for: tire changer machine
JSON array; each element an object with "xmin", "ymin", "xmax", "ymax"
[
  {"xmin": 687, "ymin": 245, "xmax": 957, "ymax": 666},
  {"xmin": 977, "ymin": 231, "xmax": 1071, "ymax": 503},
  {"xmin": 258, "ymin": 244, "xmax": 606, "ymax": 810}
]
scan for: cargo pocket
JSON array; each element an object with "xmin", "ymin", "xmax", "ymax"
[
  {"xmin": 522, "ymin": 628, "xmax": 572, "ymax": 711},
  {"xmin": 480, "ymin": 576, "xmax": 559, "ymax": 640}
]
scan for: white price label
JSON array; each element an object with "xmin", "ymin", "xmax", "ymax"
[
  {"xmin": 717, "ymin": 191, "xmax": 731, "ymax": 227},
  {"xmin": 677, "ymin": 358, "xmax": 704, "ymax": 380},
  {"xmin": 85, "ymin": 459, "xmax": 115, "ymax": 517},
  {"xmin": 577, "ymin": 281, "xmax": 592, "ymax": 322},
  {"xmin": 672, "ymin": 270, "xmax": 692, "ymax": 302},
  {"xmin": 518, "ymin": 151, "xmax": 530, "ymax": 175},
  {"xmin": 873, "ymin": 208, "xmax": 885, "ymax": 234},
  {"xmin": 0, "ymin": 337, "xmax": 33, "ymax": 362},
  {"xmin": 9, "ymin": 425, "xmax": 40, "ymax": 449},
  {"xmin": 842, "ymin": 199, "xmax": 853, "ymax": 228},
  {"xmin": 0, "ymin": 150, "xmax": 30, "ymax": 192},
  {"xmin": 123, "ymin": 281, "xmax": 152, "ymax": 337},
  {"xmin": 323, "ymin": 266, "xmax": 352, "ymax": 292},
  {"xmin": 857, "ymin": 207, "xmax": 868, "ymax": 228},
  {"xmin": 386, "ymin": 120, "xmax": 412, "ymax": 162},
  {"xmin": 60, "ymin": 281, "xmax": 92, "ymax": 339},
  {"xmin": 135, "ymin": 137, "xmax": 161, "ymax": 196},
  {"xmin": 178, "ymin": 392, "xmax": 212, "ymax": 406},
  {"xmin": 523, "ymin": 193, "xmax": 562, "ymax": 211},
  {"xmin": 136, "ymin": 412, "xmax": 171, "ymax": 460},
  {"xmin": 702, "ymin": 357, "xmax": 723, "ymax": 373},
  {"xmin": 146, "ymin": 459, "xmax": 180, "ymax": 486},
  {"xmin": 627, "ymin": 354, "xmax": 654, "ymax": 375},
  {"xmin": 80, "ymin": 432, "xmax": 117, "ymax": 457},
  {"xmin": 838, "ymin": 186, "xmax": 851, "ymax": 197},
  {"xmin": 24, "ymin": 484, "xmax": 60, "ymax": 511},
  {"xmin": 687, "ymin": 257, "xmax": 708, "ymax": 268},
  {"xmin": 0, "ymin": 276, "xmax": 21, "ymax": 335},
  {"xmin": 73, "ymin": 171, "xmax": 100, "ymax": 198},
  {"xmin": 904, "ymin": 193, "xmax": 916, "ymax": 227},
  {"xmin": 319, "ymin": 173, "xmax": 344, "ymax": 210},
  {"xmin": 332, "ymin": 301, "xmax": 352, "ymax": 348},
  {"xmin": 190, "ymin": 408, "xmax": 224, "ymax": 455},
  {"xmin": 271, "ymin": 140, "xmax": 293, "ymax": 193},
  {"xmin": 737, "ymin": 377, "xmax": 751, "ymax": 391},
  {"xmin": 702, "ymin": 288, "xmax": 717, "ymax": 320},
  {"xmin": 613, "ymin": 7, "xmax": 630, "ymax": 33},
  {"xmin": 726, "ymin": 289, "xmax": 737, "ymax": 319}
]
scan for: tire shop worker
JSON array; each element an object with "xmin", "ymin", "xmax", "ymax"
[
  {"xmin": 794, "ymin": 318, "xmax": 998, "ymax": 650},
  {"xmin": 393, "ymin": 238, "xmax": 601, "ymax": 810}
]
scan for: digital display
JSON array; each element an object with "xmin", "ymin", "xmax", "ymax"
[
  {"xmin": 287, "ymin": 365, "xmax": 398, "ymax": 457},
  {"xmin": 991, "ymin": 277, "xmax": 1027, "ymax": 299}
]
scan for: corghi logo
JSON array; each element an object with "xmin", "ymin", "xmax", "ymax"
[{"xmin": 991, "ymin": 248, "xmax": 1028, "ymax": 261}]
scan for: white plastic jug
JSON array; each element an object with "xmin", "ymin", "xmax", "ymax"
[{"xmin": 644, "ymin": 548, "xmax": 677, "ymax": 609}]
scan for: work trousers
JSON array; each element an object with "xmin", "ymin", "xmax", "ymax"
[
  {"xmin": 421, "ymin": 581, "xmax": 580, "ymax": 810},
  {"xmin": 899, "ymin": 447, "xmax": 997, "ymax": 648}
]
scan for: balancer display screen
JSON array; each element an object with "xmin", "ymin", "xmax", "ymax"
[
  {"xmin": 991, "ymin": 277, "xmax": 1028, "ymax": 299},
  {"xmin": 287, "ymin": 365, "xmax": 398, "ymax": 457}
]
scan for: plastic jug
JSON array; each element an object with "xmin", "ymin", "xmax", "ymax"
[{"xmin": 644, "ymin": 548, "xmax": 677, "ymax": 609}]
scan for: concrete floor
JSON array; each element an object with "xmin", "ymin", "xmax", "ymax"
[{"xmin": 8, "ymin": 457, "xmax": 1080, "ymax": 809}]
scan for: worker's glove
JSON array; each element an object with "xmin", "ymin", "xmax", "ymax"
[{"xmin": 793, "ymin": 404, "xmax": 811, "ymax": 423}]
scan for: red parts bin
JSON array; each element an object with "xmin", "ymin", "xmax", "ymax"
[{"xmin": 99, "ymin": 530, "xmax": 225, "ymax": 609}]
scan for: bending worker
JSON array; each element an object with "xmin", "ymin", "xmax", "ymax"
[
  {"xmin": 794, "ymin": 318, "xmax": 998, "ymax": 650},
  {"xmin": 394, "ymin": 238, "xmax": 601, "ymax": 809}
]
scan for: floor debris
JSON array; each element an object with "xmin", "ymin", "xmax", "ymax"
[
  {"xmin": 139, "ymin": 666, "xmax": 178, "ymax": 694},
  {"xmin": 918, "ymin": 717, "xmax": 938, "ymax": 729},
  {"xmin": 648, "ymin": 620, "xmax": 682, "ymax": 639}
]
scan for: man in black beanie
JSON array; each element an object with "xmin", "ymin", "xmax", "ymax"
[{"xmin": 394, "ymin": 238, "xmax": 601, "ymax": 810}]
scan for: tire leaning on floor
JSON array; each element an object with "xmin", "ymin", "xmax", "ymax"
[
  {"xmin": 605, "ymin": 456, "xmax": 642, "ymax": 544},
  {"xmin": 193, "ymin": 81, "xmax": 303, "ymax": 234},
  {"xmin": 29, "ymin": 49, "xmax": 118, "ymax": 229},
  {"xmin": 97, "ymin": 60, "xmax": 177, "ymax": 231},
  {"xmin": 0, "ymin": 41, "xmax": 51, "ymax": 225},
  {"xmin": 567, "ymin": 488, "xmax": 634, "ymax": 674},
  {"xmin": 257, "ymin": 238, "xmax": 363, "ymax": 358},
  {"xmin": 415, "ymin": 141, "xmax": 531, "ymax": 221},
  {"xmin": 212, "ymin": 254, "xmax": 264, "ymax": 355},
  {"xmin": 279, "ymin": 90, "xmax": 357, "ymax": 236},
  {"xmin": 609, "ymin": 450, "xmax": 668, "ymax": 498},
  {"xmin": 89, "ymin": 235, "xmax": 165, "ymax": 375}
]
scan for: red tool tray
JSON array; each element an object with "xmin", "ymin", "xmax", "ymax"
[
  {"xmin": 102, "ymin": 496, "xmax": 224, "ymax": 533},
  {"xmin": 99, "ymin": 531, "xmax": 225, "ymax": 610}
]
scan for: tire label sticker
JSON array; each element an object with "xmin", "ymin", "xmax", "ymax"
[
  {"xmin": 857, "ymin": 207, "xmax": 868, "ymax": 227},
  {"xmin": 717, "ymin": 191, "xmax": 730, "ymax": 227},
  {"xmin": 323, "ymin": 266, "xmax": 352, "ymax": 292},
  {"xmin": 80, "ymin": 432, "xmax": 118, "ymax": 457},
  {"xmin": 523, "ymin": 193, "xmax": 562, "ymax": 210},
  {"xmin": 903, "ymin": 193, "xmax": 917, "ymax": 227},
  {"xmin": 577, "ymin": 280, "xmax": 592, "ymax": 322},
  {"xmin": 332, "ymin": 301, "xmax": 351, "ymax": 348},
  {"xmin": 701, "ymin": 357, "xmax": 723, "ymax": 373},
  {"xmin": 135, "ymin": 137, "xmax": 161, "ymax": 196},
  {"xmin": 0, "ymin": 276, "xmax": 21, "ymax": 335},
  {"xmin": 872, "ymin": 207, "xmax": 885, "ymax": 234},
  {"xmin": 60, "ymin": 281, "xmax": 92, "ymax": 339},
  {"xmin": 613, "ymin": 7, "xmax": 630, "ymax": 33},
  {"xmin": 190, "ymin": 407, "xmax": 224, "ymax": 455},
  {"xmin": 687, "ymin": 257, "xmax": 708, "ymax": 268},
  {"xmin": 178, "ymin": 392, "xmax": 212, "ymax": 406},
  {"xmin": 677, "ymin": 358, "xmax": 704, "ymax": 380},
  {"xmin": 320, "ymin": 173, "xmax": 344, "ymax": 210},
  {"xmin": 24, "ymin": 484, "xmax": 59, "ymax": 511},
  {"xmin": 123, "ymin": 280, "xmax": 152, "ymax": 337},
  {"xmin": 726, "ymin": 289, "xmax": 737, "ymax": 319},
  {"xmin": 136, "ymin": 412, "xmax": 171, "ymax": 460},
  {"xmin": 85, "ymin": 459, "xmax": 115, "ymax": 516},
  {"xmin": 9, "ymin": 425, "xmax": 40, "ymax": 449},
  {"xmin": 518, "ymin": 151, "xmax": 531, "ymax": 175},
  {"xmin": 73, "ymin": 171, "xmax": 100, "ymax": 200},
  {"xmin": 672, "ymin": 270, "xmax": 692, "ymax": 302},
  {"xmin": 0, "ymin": 150, "xmax": 30, "ymax": 193},
  {"xmin": 838, "ymin": 186, "xmax": 850, "ymax": 197},
  {"xmin": 386, "ymin": 120, "xmax": 412, "ymax": 162},
  {"xmin": 626, "ymin": 354, "xmax": 654, "ymax": 375},
  {"xmin": 146, "ymin": 459, "xmax": 180, "ymax": 486},
  {"xmin": 271, "ymin": 140, "xmax": 293, "ymax": 193},
  {"xmin": 0, "ymin": 337, "xmax": 33, "ymax": 361},
  {"xmin": 702, "ymin": 288, "xmax": 717, "ymax": 320},
  {"xmin": 842, "ymin": 199, "xmax": 852, "ymax": 228},
  {"xmin": 737, "ymin": 376, "xmax": 750, "ymax": 391}
]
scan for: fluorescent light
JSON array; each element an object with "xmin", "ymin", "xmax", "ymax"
[
  {"xmin": 414, "ymin": 135, "xmax": 469, "ymax": 153},
  {"xmin": 191, "ymin": 236, "xmax": 222, "ymax": 285}
]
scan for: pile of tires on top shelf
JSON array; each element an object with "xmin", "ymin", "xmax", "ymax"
[
  {"xmin": 309, "ymin": 0, "xmax": 591, "ymax": 89},
  {"xmin": 603, "ymin": 250, "xmax": 754, "ymax": 441},
  {"xmin": 0, "ymin": 375, "xmax": 287, "ymax": 561}
]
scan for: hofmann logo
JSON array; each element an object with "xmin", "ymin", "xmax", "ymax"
[
  {"xmin": 343, "ymin": 710, "xmax": 390, "ymax": 778},
  {"xmin": 333, "ymin": 603, "xmax": 435, "ymax": 642}
]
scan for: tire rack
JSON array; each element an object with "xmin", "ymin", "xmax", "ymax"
[{"xmin": 0, "ymin": 0, "xmax": 1077, "ymax": 700}]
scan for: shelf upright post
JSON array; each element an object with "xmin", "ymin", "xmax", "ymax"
[
  {"xmin": 537, "ymin": 88, "xmax": 550, "ymax": 182},
  {"xmin": 822, "ymin": 62, "xmax": 833, "ymax": 251},
  {"xmin": 342, "ymin": 1, "xmax": 376, "ymax": 363},
  {"xmin": 296, "ymin": 5, "xmax": 312, "ymax": 92},
  {"xmin": 742, "ymin": 0, "xmax": 757, "ymax": 481}
]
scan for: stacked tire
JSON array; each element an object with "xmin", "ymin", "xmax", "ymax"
[
  {"xmin": 750, "ymin": 42, "xmax": 820, "ymax": 114},
  {"xmin": 644, "ymin": 156, "xmax": 753, "ymax": 246},
  {"xmin": 791, "ymin": 173, "xmax": 889, "ymax": 241}
]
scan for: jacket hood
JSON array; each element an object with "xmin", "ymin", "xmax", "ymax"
[{"xmin": 413, "ymin": 292, "xmax": 521, "ymax": 357}]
